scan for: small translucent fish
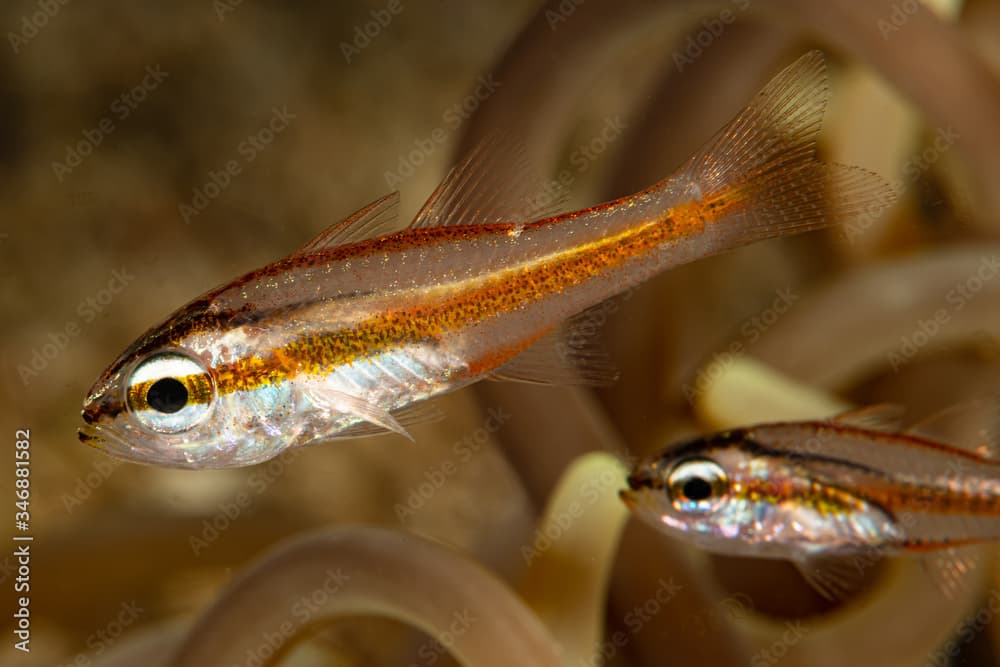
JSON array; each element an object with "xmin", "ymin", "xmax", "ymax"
[
  {"xmin": 621, "ymin": 403, "xmax": 1000, "ymax": 599},
  {"xmin": 80, "ymin": 51, "xmax": 893, "ymax": 468}
]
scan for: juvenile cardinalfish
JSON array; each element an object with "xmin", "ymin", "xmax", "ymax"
[
  {"xmin": 80, "ymin": 51, "xmax": 893, "ymax": 468},
  {"xmin": 621, "ymin": 404, "xmax": 1000, "ymax": 599}
]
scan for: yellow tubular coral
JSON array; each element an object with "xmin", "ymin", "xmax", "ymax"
[
  {"xmin": 517, "ymin": 452, "xmax": 631, "ymax": 666},
  {"xmin": 164, "ymin": 527, "xmax": 565, "ymax": 667}
]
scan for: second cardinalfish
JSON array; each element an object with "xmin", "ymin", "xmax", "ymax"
[
  {"xmin": 622, "ymin": 403, "xmax": 1000, "ymax": 599},
  {"xmin": 79, "ymin": 51, "xmax": 893, "ymax": 468}
]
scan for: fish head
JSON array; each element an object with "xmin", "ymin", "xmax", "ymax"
[
  {"xmin": 79, "ymin": 297, "xmax": 287, "ymax": 469},
  {"xmin": 621, "ymin": 426, "xmax": 899, "ymax": 557},
  {"xmin": 620, "ymin": 430, "xmax": 755, "ymax": 548}
]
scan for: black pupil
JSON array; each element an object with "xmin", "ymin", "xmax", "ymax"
[
  {"xmin": 147, "ymin": 378, "xmax": 188, "ymax": 413},
  {"xmin": 682, "ymin": 476, "xmax": 713, "ymax": 501}
]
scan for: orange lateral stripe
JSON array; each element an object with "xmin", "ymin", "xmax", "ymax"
[{"xmin": 209, "ymin": 201, "xmax": 714, "ymax": 396}]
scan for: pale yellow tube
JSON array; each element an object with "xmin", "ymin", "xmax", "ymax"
[
  {"xmin": 518, "ymin": 452, "xmax": 631, "ymax": 666},
  {"xmin": 167, "ymin": 526, "xmax": 565, "ymax": 667}
]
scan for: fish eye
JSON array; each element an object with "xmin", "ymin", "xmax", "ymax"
[
  {"xmin": 146, "ymin": 377, "xmax": 188, "ymax": 413},
  {"xmin": 666, "ymin": 458, "xmax": 728, "ymax": 512},
  {"xmin": 126, "ymin": 353, "xmax": 214, "ymax": 433}
]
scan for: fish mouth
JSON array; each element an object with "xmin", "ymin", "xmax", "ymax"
[
  {"xmin": 79, "ymin": 420, "xmax": 239, "ymax": 470},
  {"xmin": 77, "ymin": 422, "xmax": 167, "ymax": 467},
  {"xmin": 78, "ymin": 423, "xmax": 131, "ymax": 457},
  {"xmin": 78, "ymin": 425, "xmax": 105, "ymax": 450}
]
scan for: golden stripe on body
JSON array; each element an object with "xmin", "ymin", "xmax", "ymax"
[
  {"xmin": 736, "ymin": 479, "xmax": 869, "ymax": 517},
  {"xmin": 159, "ymin": 191, "xmax": 744, "ymax": 402}
]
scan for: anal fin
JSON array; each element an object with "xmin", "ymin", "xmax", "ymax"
[
  {"xmin": 490, "ymin": 304, "xmax": 620, "ymax": 387},
  {"xmin": 918, "ymin": 545, "xmax": 983, "ymax": 600}
]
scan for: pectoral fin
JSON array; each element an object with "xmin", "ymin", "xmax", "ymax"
[{"xmin": 306, "ymin": 386, "xmax": 416, "ymax": 442}]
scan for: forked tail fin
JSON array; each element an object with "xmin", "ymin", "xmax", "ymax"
[{"xmin": 670, "ymin": 50, "xmax": 895, "ymax": 246}]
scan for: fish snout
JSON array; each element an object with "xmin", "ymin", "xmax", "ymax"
[
  {"xmin": 81, "ymin": 376, "xmax": 126, "ymax": 426},
  {"xmin": 81, "ymin": 401, "xmax": 101, "ymax": 425},
  {"xmin": 626, "ymin": 463, "xmax": 661, "ymax": 491},
  {"xmin": 626, "ymin": 472, "xmax": 643, "ymax": 490}
]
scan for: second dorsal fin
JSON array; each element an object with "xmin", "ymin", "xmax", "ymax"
[
  {"xmin": 905, "ymin": 397, "xmax": 1000, "ymax": 459},
  {"xmin": 411, "ymin": 133, "xmax": 565, "ymax": 229}
]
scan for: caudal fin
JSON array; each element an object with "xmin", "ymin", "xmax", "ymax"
[{"xmin": 671, "ymin": 50, "xmax": 895, "ymax": 246}]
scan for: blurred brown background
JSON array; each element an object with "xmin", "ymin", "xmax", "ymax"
[{"xmin": 2, "ymin": 0, "xmax": 1000, "ymax": 665}]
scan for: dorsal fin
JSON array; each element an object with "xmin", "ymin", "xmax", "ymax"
[
  {"xmin": 906, "ymin": 397, "xmax": 1000, "ymax": 459},
  {"xmin": 291, "ymin": 191, "xmax": 402, "ymax": 256},
  {"xmin": 830, "ymin": 404, "xmax": 905, "ymax": 432},
  {"xmin": 410, "ymin": 134, "xmax": 565, "ymax": 230}
]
